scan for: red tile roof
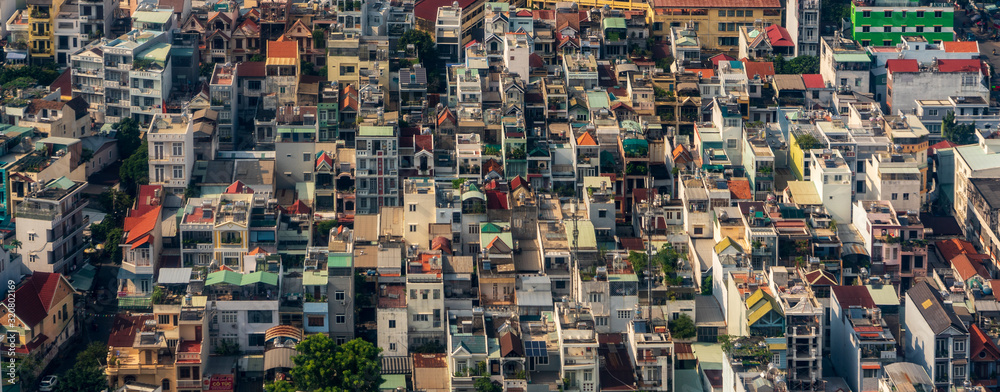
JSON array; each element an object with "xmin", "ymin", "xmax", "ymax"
[
  {"xmin": 929, "ymin": 140, "xmax": 957, "ymax": 154},
  {"xmin": 413, "ymin": 353, "xmax": 447, "ymax": 368},
  {"xmin": 50, "ymin": 68, "xmax": 71, "ymax": 97},
  {"xmin": 414, "ymin": 134, "xmax": 433, "ymax": 153},
  {"xmin": 123, "ymin": 206, "xmax": 161, "ymax": 247},
  {"xmin": 765, "ymin": 25, "xmax": 793, "ymax": 47},
  {"xmin": 805, "ymin": 269, "xmax": 838, "ymax": 286},
  {"xmin": 238, "ymin": 61, "xmax": 266, "ymax": 78},
  {"xmin": 431, "ymin": 236, "xmax": 452, "ymax": 255},
  {"xmin": 831, "ymin": 285, "xmax": 876, "ymax": 309},
  {"xmin": 709, "ymin": 54, "xmax": 735, "ymax": 67},
  {"xmin": 486, "ymin": 190, "xmax": 509, "ymax": 210},
  {"xmin": 509, "ymin": 175, "xmax": 527, "ymax": 191},
  {"xmin": 685, "ymin": 68, "xmax": 715, "ymax": 78},
  {"xmin": 225, "ymin": 180, "xmax": 254, "ymax": 194},
  {"xmin": 801, "ymin": 74, "xmax": 826, "ymax": 89},
  {"xmin": 728, "ymin": 179, "xmax": 752, "ymax": 200},
  {"xmin": 267, "ymin": 39, "xmax": 298, "ymax": 59},
  {"xmin": 886, "ymin": 59, "xmax": 919, "ymax": 73},
  {"xmin": 943, "ymin": 41, "xmax": 980, "ymax": 53},
  {"xmin": 577, "ymin": 132, "xmax": 598, "ymax": 146},
  {"xmin": 340, "ymin": 84, "xmax": 358, "ymax": 111},
  {"xmin": 951, "ymin": 253, "xmax": 982, "ymax": 282},
  {"xmin": 529, "ymin": 53, "xmax": 544, "ymax": 68},
  {"xmin": 937, "ymin": 239, "xmax": 979, "ymax": 262},
  {"xmin": 971, "ymin": 323, "xmax": 1000, "ymax": 362},
  {"xmin": 619, "ymin": 237, "xmax": 645, "ymax": 251},
  {"xmin": 286, "ymin": 200, "xmax": 311, "ymax": 215},
  {"xmin": 742, "ymin": 61, "xmax": 775, "ymax": 79},
  {"xmin": 437, "ymin": 107, "xmax": 456, "ymax": 126},
  {"xmin": 937, "ymin": 59, "xmax": 981, "ymax": 73}
]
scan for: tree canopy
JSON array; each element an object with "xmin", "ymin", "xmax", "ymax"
[
  {"xmin": 55, "ymin": 343, "xmax": 108, "ymax": 392},
  {"xmin": 120, "ymin": 141, "xmax": 149, "ymax": 195},
  {"xmin": 772, "ymin": 55, "xmax": 820, "ymax": 75},
  {"xmin": 795, "ymin": 134, "xmax": 820, "ymax": 150},
  {"xmin": 668, "ymin": 313, "xmax": 696, "ymax": 339},
  {"xmin": 114, "ymin": 118, "xmax": 143, "ymax": 159},
  {"xmin": 265, "ymin": 335, "xmax": 383, "ymax": 392},
  {"xmin": 942, "ymin": 111, "xmax": 977, "ymax": 145}
]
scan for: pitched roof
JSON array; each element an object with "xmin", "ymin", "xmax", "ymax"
[
  {"xmin": 267, "ymin": 39, "xmax": 298, "ymax": 59},
  {"xmin": 486, "ymin": 190, "xmax": 509, "ymax": 210},
  {"xmin": 50, "ymin": 68, "xmax": 71, "ymax": 97},
  {"xmin": 907, "ymin": 281, "xmax": 968, "ymax": 334},
  {"xmin": 414, "ymin": 0, "xmax": 478, "ymax": 22},
  {"xmin": 11, "ymin": 272, "xmax": 68, "ymax": 327},
  {"xmin": 672, "ymin": 144, "xmax": 693, "ymax": 164},
  {"xmin": 970, "ymin": 323, "xmax": 1000, "ymax": 362},
  {"xmin": 742, "ymin": 60, "xmax": 775, "ymax": 79},
  {"xmin": 709, "ymin": 53, "xmax": 735, "ymax": 67},
  {"xmin": 499, "ymin": 331, "xmax": 524, "ymax": 357},
  {"xmin": 286, "ymin": 200, "xmax": 311, "ymax": 215},
  {"xmin": 124, "ymin": 206, "xmax": 162, "ymax": 247},
  {"xmin": 437, "ymin": 107, "xmax": 456, "ymax": 126},
  {"xmin": 728, "ymin": 179, "xmax": 753, "ymax": 200},
  {"xmin": 340, "ymin": 84, "xmax": 359, "ymax": 111},
  {"xmin": 886, "ymin": 59, "xmax": 919, "ymax": 73},
  {"xmin": 943, "ymin": 41, "xmax": 979, "ymax": 53},
  {"xmin": 109, "ymin": 314, "xmax": 153, "ymax": 347},
  {"xmin": 431, "ymin": 236, "xmax": 452, "ymax": 255},
  {"xmin": 804, "ymin": 269, "xmax": 838, "ymax": 286},
  {"xmin": 529, "ymin": 53, "xmax": 544, "ymax": 68},
  {"xmin": 414, "ymin": 134, "xmax": 433, "ymax": 153},
  {"xmin": 714, "ymin": 236, "xmax": 743, "ymax": 254},
  {"xmin": 765, "ymin": 25, "xmax": 793, "ymax": 47},
  {"xmin": 801, "ymin": 74, "xmax": 826, "ymax": 89},
  {"xmin": 224, "ymin": 180, "xmax": 254, "ymax": 194},
  {"xmin": 951, "ymin": 253, "xmax": 989, "ymax": 282},
  {"xmin": 937, "ymin": 239, "xmax": 979, "ymax": 262},
  {"xmin": 509, "ymin": 176, "xmax": 527, "ymax": 191},
  {"xmin": 238, "ymin": 61, "xmax": 266, "ymax": 77},
  {"xmin": 832, "ymin": 285, "xmax": 877, "ymax": 309},
  {"xmin": 937, "ymin": 59, "xmax": 982, "ymax": 73},
  {"xmin": 576, "ymin": 132, "xmax": 598, "ymax": 146}
]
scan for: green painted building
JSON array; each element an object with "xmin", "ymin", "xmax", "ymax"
[{"xmin": 849, "ymin": 0, "xmax": 954, "ymax": 46}]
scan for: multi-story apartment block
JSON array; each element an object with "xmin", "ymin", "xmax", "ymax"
[
  {"xmin": 865, "ymin": 152, "xmax": 924, "ymax": 213},
  {"xmin": 807, "ymin": 149, "xmax": 853, "ymax": 224},
  {"xmin": 209, "ymin": 64, "xmax": 238, "ymax": 150},
  {"xmin": 850, "ymin": 0, "xmax": 954, "ymax": 46},
  {"xmin": 435, "ymin": 4, "xmax": 461, "ymax": 64},
  {"xmin": 16, "ymin": 177, "xmax": 87, "ymax": 274},
  {"xmin": 17, "ymin": 96, "xmax": 91, "ymax": 138},
  {"xmin": 830, "ymin": 285, "xmax": 898, "ymax": 392},
  {"xmin": 98, "ymin": 30, "xmax": 172, "ymax": 125},
  {"xmin": 852, "ymin": 200, "xmax": 927, "ymax": 287},
  {"xmin": 786, "ymin": 0, "xmax": 820, "ymax": 55},
  {"xmin": 647, "ymin": 0, "xmax": 783, "ymax": 51},
  {"xmin": 5, "ymin": 10, "xmax": 30, "ymax": 64},
  {"xmin": 356, "ymin": 125, "xmax": 399, "ymax": 214},
  {"xmin": 954, "ymin": 140, "xmax": 1000, "ymax": 255},
  {"xmin": 26, "ymin": 0, "xmax": 59, "ymax": 65},
  {"xmin": 770, "ymin": 267, "xmax": 824, "ymax": 390},
  {"xmin": 555, "ymin": 302, "xmax": 600, "ymax": 392},
  {"xmin": 624, "ymin": 319, "xmax": 674, "ymax": 391},
  {"xmin": 148, "ymin": 113, "xmax": 194, "ymax": 195},
  {"xmin": 820, "ymin": 36, "xmax": 873, "ymax": 92},
  {"xmin": 407, "ymin": 252, "xmax": 445, "ymax": 348},
  {"xmin": 377, "ymin": 282, "xmax": 408, "ymax": 356},
  {"xmin": 265, "ymin": 39, "xmax": 299, "ymax": 107},
  {"xmin": 886, "ymin": 59, "xmax": 987, "ymax": 116},
  {"xmin": 327, "ymin": 252, "xmax": 356, "ymax": 344},
  {"xmin": 904, "ymin": 281, "xmax": 969, "ymax": 388}
]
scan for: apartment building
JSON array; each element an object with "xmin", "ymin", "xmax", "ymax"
[
  {"xmin": 119, "ymin": 185, "xmax": 164, "ymax": 298},
  {"xmin": 647, "ymin": 0, "xmax": 783, "ymax": 51},
  {"xmin": 555, "ymin": 302, "xmax": 600, "ymax": 392},
  {"xmin": 865, "ymin": 152, "xmax": 924, "ymax": 213},
  {"xmin": 377, "ymin": 282, "xmax": 408, "ymax": 356},
  {"xmin": 904, "ymin": 281, "xmax": 969, "ymax": 388},
  {"xmin": 148, "ymin": 113, "xmax": 195, "ymax": 195},
  {"xmin": 625, "ymin": 319, "xmax": 674, "ymax": 391},
  {"xmin": 954, "ymin": 140, "xmax": 1000, "ymax": 255},
  {"xmin": 850, "ymin": 0, "xmax": 954, "ymax": 46},
  {"xmin": 209, "ymin": 64, "xmax": 237, "ymax": 150},
  {"xmin": 26, "ymin": 0, "xmax": 59, "ymax": 64},
  {"xmin": 820, "ymin": 36, "xmax": 872, "ymax": 92},
  {"xmin": 98, "ymin": 30, "xmax": 172, "ymax": 125},
  {"xmin": 829, "ymin": 285, "xmax": 897, "ymax": 392},
  {"xmin": 886, "ymin": 59, "xmax": 988, "ymax": 116},
  {"xmin": 16, "ymin": 177, "xmax": 87, "ymax": 274},
  {"xmin": 786, "ymin": 0, "xmax": 820, "ymax": 55},
  {"xmin": 17, "ymin": 96, "xmax": 91, "ymax": 138},
  {"xmin": 326, "ymin": 252, "xmax": 356, "ymax": 344},
  {"xmin": 435, "ymin": 5, "xmax": 462, "ymax": 64},
  {"xmin": 851, "ymin": 200, "xmax": 928, "ymax": 287},
  {"xmin": 407, "ymin": 252, "xmax": 445, "ymax": 348},
  {"xmin": 356, "ymin": 125, "xmax": 400, "ymax": 214}
]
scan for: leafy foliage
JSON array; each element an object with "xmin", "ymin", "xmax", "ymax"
[
  {"xmin": 942, "ymin": 111, "xmax": 977, "ymax": 144},
  {"xmin": 200, "ymin": 62, "xmax": 216, "ymax": 78},
  {"xmin": 313, "ymin": 29, "xmax": 326, "ymax": 49},
  {"xmin": 398, "ymin": 30, "xmax": 442, "ymax": 92},
  {"xmin": 668, "ymin": 313, "xmax": 696, "ymax": 339},
  {"xmin": 771, "ymin": 55, "xmax": 820, "ymax": 75},
  {"xmin": 475, "ymin": 377, "xmax": 502, "ymax": 392},
  {"xmin": 55, "ymin": 343, "xmax": 109, "ymax": 392},
  {"xmin": 411, "ymin": 341, "xmax": 446, "ymax": 353},
  {"xmin": 97, "ymin": 189, "xmax": 134, "ymax": 224},
  {"xmin": 0, "ymin": 64, "xmax": 61, "ymax": 90},
  {"xmin": 316, "ymin": 220, "xmax": 338, "ymax": 241},
  {"xmin": 264, "ymin": 335, "xmax": 383, "ymax": 392},
  {"xmin": 795, "ymin": 134, "xmax": 820, "ymax": 150},
  {"xmin": 151, "ymin": 286, "xmax": 166, "ymax": 304},
  {"xmin": 2, "ymin": 77, "xmax": 37, "ymax": 91},
  {"xmin": 701, "ymin": 275, "xmax": 713, "ymax": 295},
  {"xmin": 250, "ymin": 54, "xmax": 266, "ymax": 62},
  {"xmin": 120, "ymin": 141, "xmax": 149, "ymax": 195},
  {"xmin": 114, "ymin": 118, "xmax": 143, "ymax": 161},
  {"xmin": 821, "ymin": 0, "xmax": 851, "ymax": 25}
]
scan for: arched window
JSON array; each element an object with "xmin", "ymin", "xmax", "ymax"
[{"xmin": 162, "ymin": 379, "xmax": 171, "ymax": 390}]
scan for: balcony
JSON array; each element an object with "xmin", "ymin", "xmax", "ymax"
[
  {"xmin": 122, "ymin": 260, "xmax": 154, "ymax": 275},
  {"xmin": 131, "ymin": 87, "xmax": 158, "ymax": 96},
  {"xmin": 177, "ymin": 380, "xmax": 201, "ymax": 389},
  {"xmin": 103, "ymin": 80, "xmax": 120, "ymax": 88},
  {"xmin": 179, "ymin": 309, "xmax": 204, "ymax": 323}
]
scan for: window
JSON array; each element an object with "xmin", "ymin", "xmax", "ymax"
[
  {"xmin": 584, "ymin": 370, "xmax": 593, "ymax": 382},
  {"xmin": 727, "ymin": 138, "xmax": 738, "ymax": 148},
  {"xmin": 337, "ymin": 337, "xmax": 346, "ymax": 345},
  {"xmin": 863, "ymin": 10, "xmax": 871, "ymax": 17},
  {"xmin": 927, "ymin": 109, "xmax": 938, "ymax": 116},
  {"xmin": 409, "ymin": 204, "xmax": 416, "ymax": 212},
  {"xmin": 901, "ymin": 10, "xmax": 907, "ymax": 17},
  {"xmin": 694, "ymin": 226, "xmax": 704, "ymax": 235},
  {"xmin": 469, "ymin": 225, "xmax": 479, "ymax": 234},
  {"xmin": 617, "ymin": 310, "xmax": 632, "ymax": 319},
  {"xmin": 736, "ymin": 10, "xmax": 744, "ymax": 17},
  {"xmin": 433, "ymin": 289, "xmax": 440, "ymax": 299},
  {"xmin": 336, "ymin": 314, "xmax": 346, "ymax": 323},
  {"xmin": 221, "ymin": 312, "xmax": 237, "ymax": 324},
  {"xmin": 389, "ymin": 343, "xmax": 396, "ymax": 351},
  {"xmin": 903, "ymin": 193, "xmax": 909, "ymax": 200},
  {"xmin": 883, "ymin": 25, "xmax": 891, "ymax": 32},
  {"xmin": 307, "ymin": 316, "xmax": 325, "ymax": 326},
  {"xmin": 595, "ymin": 317, "xmax": 608, "ymax": 326},
  {"xmin": 955, "ymin": 340, "xmax": 966, "ymax": 353},
  {"xmin": 158, "ymin": 315, "xmax": 170, "ymax": 325},
  {"xmin": 834, "ymin": 175, "xmax": 842, "ymax": 182},
  {"xmin": 598, "ymin": 210, "xmax": 607, "ymax": 218},
  {"xmin": 746, "ymin": 10, "xmax": 753, "ymax": 17},
  {"xmin": 536, "ymin": 356, "xmax": 549, "ymax": 365},
  {"xmin": 934, "ymin": 25, "xmax": 942, "ymax": 32},
  {"xmin": 389, "ymin": 320, "xmax": 396, "ymax": 328},
  {"xmin": 335, "ymin": 291, "xmax": 345, "ymax": 301},
  {"xmin": 173, "ymin": 166, "xmax": 184, "ymax": 179},
  {"xmin": 718, "ymin": 10, "xmax": 725, "ymax": 16},
  {"xmin": 248, "ymin": 333, "xmax": 265, "ymax": 347},
  {"xmin": 172, "ymin": 142, "xmax": 182, "ymax": 156},
  {"xmin": 589, "ymin": 293, "xmax": 603, "ymax": 302},
  {"xmin": 934, "ymin": 10, "xmax": 942, "ymax": 17},
  {"xmin": 891, "ymin": 193, "xmax": 898, "ymax": 200},
  {"xmin": 248, "ymin": 311, "xmax": 273, "ymax": 324},
  {"xmin": 884, "ymin": 10, "xmax": 892, "ymax": 17},
  {"xmin": 773, "ymin": 354, "xmax": 781, "ymax": 364},
  {"xmin": 954, "ymin": 365, "xmax": 966, "ymax": 378},
  {"xmin": 916, "ymin": 25, "xmax": 924, "ymax": 32},
  {"xmin": 28, "ymin": 233, "xmax": 36, "ymax": 241},
  {"xmin": 303, "ymin": 153, "xmax": 311, "ymax": 162},
  {"xmin": 917, "ymin": 10, "xmax": 924, "ymax": 17},
  {"xmin": 409, "ymin": 224, "xmax": 416, "ymax": 232},
  {"xmin": 413, "ymin": 314, "xmax": 429, "ymax": 322},
  {"xmin": 410, "ymin": 290, "xmax": 416, "ymax": 299}
]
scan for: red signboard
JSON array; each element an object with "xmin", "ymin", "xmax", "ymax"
[{"xmin": 208, "ymin": 374, "xmax": 234, "ymax": 391}]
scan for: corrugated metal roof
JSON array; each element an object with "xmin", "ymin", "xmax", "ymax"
[{"xmin": 158, "ymin": 268, "xmax": 192, "ymax": 284}]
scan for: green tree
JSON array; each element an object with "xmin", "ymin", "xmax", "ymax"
[
  {"xmin": 668, "ymin": 313, "xmax": 696, "ymax": 339},
  {"xmin": 151, "ymin": 286, "xmax": 166, "ymax": 304},
  {"xmin": 77, "ymin": 342, "xmax": 108, "ymax": 366},
  {"xmin": 795, "ymin": 133, "xmax": 820, "ymax": 150},
  {"xmin": 701, "ymin": 275, "xmax": 713, "ymax": 295},
  {"xmin": 98, "ymin": 189, "xmax": 134, "ymax": 224},
  {"xmin": 821, "ymin": 0, "xmax": 851, "ymax": 25},
  {"xmin": 265, "ymin": 335, "xmax": 384, "ymax": 392},
  {"xmin": 264, "ymin": 381, "xmax": 297, "ymax": 392},
  {"xmin": 120, "ymin": 141, "xmax": 149, "ymax": 194},
  {"xmin": 628, "ymin": 251, "xmax": 648, "ymax": 278},
  {"xmin": 313, "ymin": 29, "xmax": 327, "ymax": 49},
  {"xmin": 55, "ymin": 364, "xmax": 106, "ymax": 392},
  {"xmin": 0, "ymin": 64, "xmax": 61, "ymax": 90},
  {"xmin": 114, "ymin": 117, "xmax": 142, "ymax": 159},
  {"xmin": 316, "ymin": 220, "xmax": 338, "ymax": 240},
  {"xmin": 773, "ymin": 55, "xmax": 820, "ymax": 74},
  {"xmin": 200, "ymin": 62, "xmax": 216, "ymax": 78},
  {"xmin": 249, "ymin": 54, "xmax": 266, "ymax": 62},
  {"xmin": 942, "ymin": 111, "xmax": 977, "ymax": 144},
  {"xmin": 475, "ymin": 377, "xmax": 502, "ymax": 392},
  {"xmin": 16, "ymin": 354, "xmax": 40, "ymax": 390}
]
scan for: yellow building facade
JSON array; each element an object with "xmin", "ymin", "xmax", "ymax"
[
  {"xmin": 648, "ymin": 0, "xmax": 782, "ymax": 51},
  {"xmin": 27, "ymin": 0, "xmax": 64, "ymax": 63}
]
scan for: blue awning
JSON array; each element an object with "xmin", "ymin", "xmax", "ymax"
[{"xmin": 6, "ymin": 53, "xmax": 26, "ymax": 60}]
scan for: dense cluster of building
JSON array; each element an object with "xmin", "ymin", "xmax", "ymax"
[{"xmin": 0, "ymin": 0, "xmax": 998, "ymax": 391}]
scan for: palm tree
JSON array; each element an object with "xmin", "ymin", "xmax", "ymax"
[{"xmin": 8, "ymin": 239, "xmax": 21, "ymax": 256}]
